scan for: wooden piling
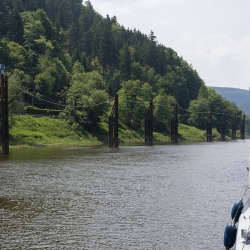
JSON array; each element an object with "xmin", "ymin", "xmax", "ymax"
[
  {"xmin": 114, "ymin": 93, "xmax": 118, "ymax": 147},
  {"xmin": 206, "ymin": 111, "xmax": 212, "ymax": 142},
  {"xmin": 145, "ymin": 100, "xmax": 153, "ymax": 146},
  {"xmin": 240, "ymin": 114, "xmax": 245, "ymax": 140},
  {"xmin": 220, "ymin": 113, "xmax": 226, "ymax": 141},
  {"xmin": 108, "ymin": 94, "xmax": 118, "ymax": 147},
  {"xmin": 1, "ymin": 74, "xmax": 9, "ymax": 154},
  {"xmin": 170, "ymin": 104, "xmax": 178, "ymax": 144},
  {"xmin": 231, "ymin": 114, "xmax": 236, "ymax": 140}
]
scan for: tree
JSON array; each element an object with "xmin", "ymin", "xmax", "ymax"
[
  {"xmin": 8, "ymin": 69, "xmax": 31, "ymax": 114},
  {"xmin": 6, "ymin": 9, "xmax": 24, "ymax": 44},
  {"xmin": 61, "ymin": 61, "xmax": 109, "ymax": 128},
  {"xmin": 188, "ymin": 98, "xmax": 210, "ymax": 130},
  {"xmin": 188, "ymin": 87, "xmax": 242, "ymax": 132},
  {"xmin": 0, "ymin": 39, "xmax": 9, "ymax": 66},
  {"xmin": 148, "ymin": 30, "xmax": 157, "ymax": 43},
  {"xmin": 153, "ymin": 90, "xmax": 176, "ymax": 131},
  {"xmin": 34, "ymin": 53, "xmax": 70, "ymax": 102},
  {"xmin": 21, "ymin": 12, "xmax": 46, "ymax": 50},
  {"xmin": 119, "ymin": 46, "xmax": 132, "ymax": 81},
  {"xmin": 118, "ymin": 80, "xmax": 147, "ymax": 129},
  {"xmin": 7, "ymin": 41, "xmax": 31, "ymax": 73}
]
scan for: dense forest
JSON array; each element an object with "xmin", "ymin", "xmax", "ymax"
[
  {"xmin": 212, "ymin": 87, "xmax": 250, "ymax": 116},
  {"xmin": 0, "ymin": 0, "xmax": 247, "ymax": 135}
]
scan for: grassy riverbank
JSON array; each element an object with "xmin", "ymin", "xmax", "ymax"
[{"xmin": 9, "ymin": 115, "xmax": 206, "ymax": 147}]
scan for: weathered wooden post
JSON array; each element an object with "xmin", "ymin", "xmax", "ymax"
[
  {"xmin": 220, "ymin": 113, "xmax": 226, "ymax": 141},
  {"xmin": 240, "ymin": 113, "xmax": 245, "ymax": 140},
  {"xmin": 109, "ymin": 94, "xmax": 118, "ymax": 147},
  {"xmin": 114, "ymin": 93, "xmax": 118, "ymax": 147},
  {"xmin": 144, "ymin": 100, "xmax": 153, "ymax": 146},
  {"xmin": 108, "ymin": 115, "xmax": 113, "ymax": 147},
  {"xmin": 170, "ymin": 104, "xmax": 178, "ymax": 144},
  {"xmin": 206, "ymin": 111, "xmax": 212, "ymax": 142},
  {"xmin": 1, "ymin": 64, "xmax": 9, "ymax": 154},
  {"xmin": 231, "ymin": 113, "xmax": 237, "ymax": 140}
]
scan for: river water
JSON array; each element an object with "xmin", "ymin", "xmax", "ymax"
[{"xmin": 1, "ymin": 140, "xmax": 250, "ymax": 250}]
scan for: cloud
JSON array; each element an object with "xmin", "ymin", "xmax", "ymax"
[
  {"xmin": 134, "ymin": 0, "xmax": 161, "ymax": 8},
  {"xmin": 177, "ymin": 31, "xmax": 247, "ymax": 62},
  {"xmin": 174, "ymin": 30, "xmax": 250, "ymax": 89},
  {"xmin": 89, "ymin": 0, "xmax": 250, "ymax": 89}
]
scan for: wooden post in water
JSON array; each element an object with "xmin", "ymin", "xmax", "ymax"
[
  {"xmin": 144, "ymin": 100, "xmax": 153, "ymax": 146},
  {"xmin": 170, "ymin": 104, "xmax": 178, "ymax": 144},
  {"xmin": 109, "ymin": 94, "xmax": 119, "ymax": 147},
  {"xmin": 231, "ymin": 113, "xmax": 237, "ymax": 140},
  {"xmin": 240, "ymin": 114, "xmax": 245, "ymax": 140},
  {"xmin": 1, "ymin": 74, "xmax": 9, "ymax": 154},
  {"xmin": 220, "ymin": 113, "xmax": 226, "ymax": 141},
  {"xmin": 108, "ymin": 115, "xmax": 113, "ymax": 147},
  {"xmin": 175, "ymin": 104, "xmax": 178, "ymax": 144},
  {"xmin": 114, "ymin": 93, "xmax": 118, "ymax": 147},
  {"xmin": 206, "ymin": 111, "xmax": 212, "ymax": 142}
]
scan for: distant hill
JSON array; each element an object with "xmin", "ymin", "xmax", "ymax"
[{"xmin": 211, "ymin": 87, "xmax": 250, "ymax": 116}]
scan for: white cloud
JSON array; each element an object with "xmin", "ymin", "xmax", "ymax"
[
  {"xmin": 134, "ymin": 0, "xmax": 161, "ymax": 8},
  {"xmin": 89, "ymin": 0, "xmax": 250, "ymax": 89}
]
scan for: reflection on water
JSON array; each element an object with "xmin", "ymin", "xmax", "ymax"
[{"xmin": 1, "ymin": 140, "xmax": 250, "ymax": 249}]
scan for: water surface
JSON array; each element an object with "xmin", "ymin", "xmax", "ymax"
[{"xmin": 1, "ymin": 140, "xmax": 250, "ymax": 249}]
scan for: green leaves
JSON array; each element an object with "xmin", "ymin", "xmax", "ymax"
[
  {"xmin": 62, "ymin": 62, "xmax": 109, "ymax": 127},
  {"xmin": 153, "ymin": 90, "xmax": 176, "ymax": 131},
  {"xmin": 34, "ymin": 53, "xmax": 70, "ymax": 100}
]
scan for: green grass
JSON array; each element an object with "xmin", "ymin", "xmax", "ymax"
[
  {"xmin": 178, "ymin": 123, "xmax": 206, "ymax": 141},
  {"xmin": 9, "ymin": 115, "xmax": 207, "ymax": 148},
  {"xmin": 10, "ymin": 115, "xmax": 103, "ymax": 147}
]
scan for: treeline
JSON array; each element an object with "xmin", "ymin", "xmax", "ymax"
[
  {"xmin": 0, "ymin": 0, "xmax": 246, "ymax": 134},
  {"xmin": 212, "ymin": 87, "xmax": 250, "ymax": 116}
]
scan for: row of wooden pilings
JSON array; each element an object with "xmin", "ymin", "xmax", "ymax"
[
  {"xmin": 206, "ymin": 111, "xmax": 245, "ymax": 141},
  {"xmin": 109, "ymin": 94, "xmax": 246, "ymax": 147},
  {"xmin": 0, "ymin": 86, "xmax": 246, "ymax": 152}
]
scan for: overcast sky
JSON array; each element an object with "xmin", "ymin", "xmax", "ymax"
[{"xmin": 88, "ymin": 0, "xmax": 250, "ymax": 90}]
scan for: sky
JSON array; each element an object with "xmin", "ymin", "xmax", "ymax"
[{"xmin": 87, "ymin": 0, "xmax": 250, "ymax": 90}]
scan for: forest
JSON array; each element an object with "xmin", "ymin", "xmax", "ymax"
[
  {"xmin": 0, "ymin": 0, "xmax": 247, "ymax": 136},
  {"xmin": 212, "ymin": 87, "xmax": 250, "ymax": 116}
]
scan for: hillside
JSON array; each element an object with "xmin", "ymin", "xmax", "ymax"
[
  {"xmin": 0, "ymin": 0, "xmax": 246, "ymax": 137},
  {"xmin": 9, "ymin": 115, "xmax": 206, "ymax": 147},
  {"xmin": 211, "ymin": 87, "xmax": 250, "ymax": 116}
]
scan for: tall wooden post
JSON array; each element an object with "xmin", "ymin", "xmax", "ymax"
[
  {"xmin": 231, "ymin": 113, "xmax": 237, "ymax": 140},
  {"xmin": 240, "ymin": 114, "xmax": 245, "ymax": 140},
  {"xmin": 108, "ymin": 116, "xmax": 113, "ymax": 147},
  {"xmin": 1, "ymin": 74, "xmax": 9, "ymax": 154},
  {"xmin": 206, "ymin": 111, "xmax": 212, "ymax": 142},
  {"xmin": 145, "ymin": 100, "xmax": 153, "ymax": 146},
  {"xmin": 109, "ymin": 94, "xmax": 118, "ymax": 147},
  {"xmin": 171, "ymin": 104, "xmax": 178, "ymax": 144},
  {"xmin": 220, "ymin": 113, "xmax": 226, "ymax": 141},
  {"xmin": 114, "ymin": 93, "xmax": 118, "ymax": 147},
  {"xmin": 175, "ymin": 104, "xmax": 178, "ymax": 143}
]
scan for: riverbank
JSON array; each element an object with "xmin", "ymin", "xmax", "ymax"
[{"xmin": 9, "ymin": 115, "xmax": 206, "ymax": 148}]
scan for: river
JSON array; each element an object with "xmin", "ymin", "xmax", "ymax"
[{"xmin": 1, "ymin": 140, "xmax": 250, "ymax": 249}]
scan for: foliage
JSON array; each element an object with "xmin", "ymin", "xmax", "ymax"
[
  {"xmin": 188, "ymin": 86, "xmax": 243, "ymax": 135},
  {"xmin": 118, "ymin": 80, "xmax": 148, "ymax": 129},
  {"xmin": 153, "ymin": 90, "xmax": 176, "ymax": 131},
  {"xmin": 59, "ymin": 61, "xmax": 109, "ymax": 128},
  {"xmin": 0, "ymin": 0, "xmax": 246, "ymax": 136},
  {"xmin": 212, "ymin": 87, "xmax": 250, "ymax": 116}
]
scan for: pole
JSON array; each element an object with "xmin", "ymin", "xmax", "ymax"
[
  {"xmin": 114, "ymin": 93, "xmax": 118, "ymax": 147},
  {"xmin": 1, "ymin": 74, "xmax": 9, "ymax": 154}
]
